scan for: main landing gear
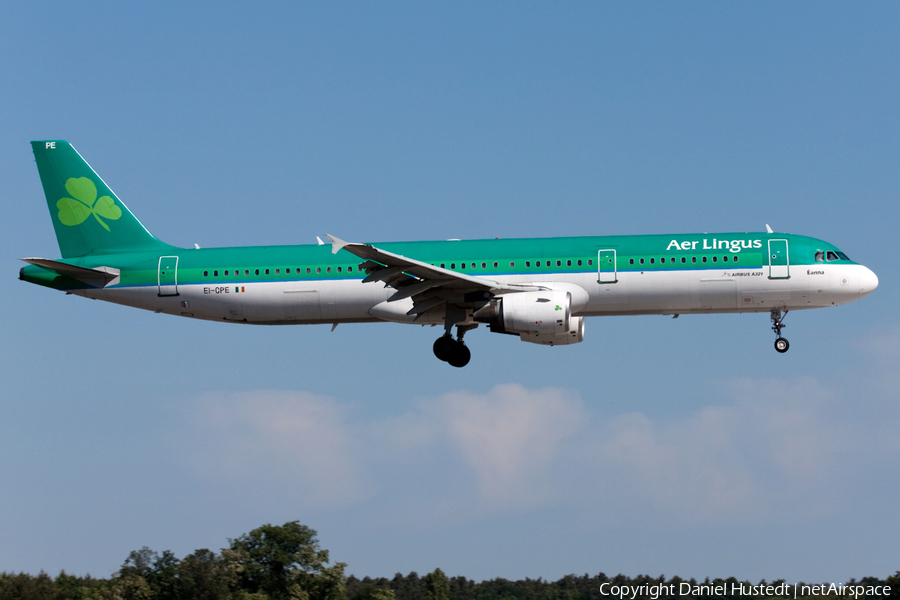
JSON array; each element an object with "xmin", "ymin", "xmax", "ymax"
[
  {"xmin": 433, "ymin": 324, "xmax": 475, "ymax": 368},
  {"xmin": 771, "ymin": 309, "xmax": 789, "ymax": 353}
]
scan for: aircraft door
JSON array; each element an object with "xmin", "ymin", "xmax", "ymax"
[
  {"xmin": 768, "ymin": 240, "xmax": 790, "ymax": 279},
  {"xmin": 158, "ymin": 256, "xmax": 179, "ymax": 296},
  {"xmin": 284, "ymin": 289, "xmax": 322, "ymax": 321},
  {"xmin": 597, "ymin": 249, "xmax": 617, "ymax": 284}
]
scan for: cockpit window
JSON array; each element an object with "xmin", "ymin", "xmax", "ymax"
[
  {"xmin": 815, "ymin": 251, "xmax": 825, "ymax": 262},
  {"xmin": 826, "ymin": 251, "xmax": 839, "ymax": 262},
  {"xmin": 837, "ymin": 251, "xmax": 850, "ymax": 261}
]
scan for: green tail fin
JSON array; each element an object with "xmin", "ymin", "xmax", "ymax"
[{"xmin": 31, "ymin": 141, "xmax": 175, "ymax": 258}]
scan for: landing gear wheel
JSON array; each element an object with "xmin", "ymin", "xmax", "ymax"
[
  {"xmin": 447, "ymin": 342, "xmax": 471, "ymax": 368},
  {"xmin": 433, "ymin": 335, "xmax": 454, "ymax": 362},
  {"xmin": 774, "ymin": 337, "xmax": 790, "ymax": 353}
]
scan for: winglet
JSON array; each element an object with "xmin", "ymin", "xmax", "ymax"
[
  {"xmin": 316, "ymin": 236, "xmax": 325, "ymax": 245},
  {"xmin": 766, "ymin": 224, "xmax": 774, "ymax": 234},
  {"xmin": 325, "ymin": 234, "xmax": 349, "ymax": 255}
]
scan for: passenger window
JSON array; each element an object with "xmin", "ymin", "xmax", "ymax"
[
  {"xmin": 650, "ymin": 258, "xmax": 655, "ymax": 264},
  {"xmin": 556, "ymin": 260, "xmax": 561, "ymax": 267},
  {"xmin": 348, "ymin": 266, "xmax": 353, "ymax": 272},
  {"xmin": 493, "ymin": 262, "xmax": 498, "ymax": 268},
  {"xmin": 316, "ymin": 267, "xmax": 321, "ymax": 274},
  {"xmin": 203, "ymin": 271, "xmax": 208, "ymax": 277},
  {"xmin": 567, "ymin": 260, "xmax": 572, "ymax": 266},
  {"xmin": 337, "ymin": 267, "xmax": 342, "ymax": 273},
  {"xmin": 482, "ymin": 262, "xmax": 486, "ymax": 269},
  {"xmin": 306, "ymin": 268, "xmax": 311, "ymax": 274},
  {"xmin": 712, "ymin": 256, "xmax": 717, "ymax": 262},
  {"xmin": 440, "ymin": 263, "xmax": 445, "ymax": 268},
  {"xmin": 526, "ymin": 261, "xmax": 531, "ymax": 267},
  {"xmin": 681, "ymin": 257, "xmax": 686, "ymax": 263},
  {"xmin": 702, "ymin": 257, "xmax": 707, "ymax": 263},
  {"xmin": 224, "ymin": 270, "xmax": 229, "ymax": 276},
  {"xmin": 460, "ymin": 263, "xmax": 466, "ymax": 269},
  {"xmin": 286, "ymin": 268, "xmax": 291, "ymax": 274},
  {"xmin": 588, "ymin": 259, "xmax": 592, "ymax": 265},
  {"xmin": 451, "ymin": 263, "xmax": 456, "ymax": 269},
  {"xmin": 640, "ymin": 258, "xmax": 645, "ymax": 265},
  {"xmin": 577, "ymin": 259, "xmax": 582, "ymax": 266},
  {"xmin": 692, "ymin": 257, "xmax": 697, "ymax": 263},
  {"xmin": 510, "ymin": 262, "xmax": 515, "ymax": 268},
  {"xmin": 670, "ymin": 257, "xmax": 675, "ymax": 264},
  {"xmin": 629, "ymin": 259, "xmax": 634, "ymax": 265},
  {"xmin": 815, "ymin": 251, "xmax": 825, "ymax": 262},
  {"xmin": 827, "ymin": 251, "xmax": 839, "ymax": 261},
  {"xmin": 733, "ymin": 256, "xmax": 738, "ymax": 262},
  {"xmin": 275, "ymin": 269, "xmax": 280, "ymax": 275},
  {"xmin": 255, "ymin": 269, "xmax": 260, "ymax": 275},
  {"xmin": 265, "ymin": 269, "xmax": 270, "ymax": 275},
  {"xmin": 327, "ymin": 267, "xmax": 331, "ymax": 273},
  {"xmin": 471, "ymin": 263, "xmax": 476, "ymax": 269},
  {"xmin": 214, "ymin": 270, "xmax": 219, "ymax": 276}
]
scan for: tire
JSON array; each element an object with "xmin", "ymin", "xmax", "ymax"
[
  {"xmin": 447, "ymin": 343, "xmax": 471, "ymax": 368},
  {"xmin": 774, "ymin": 337, "xmax": 790, "ymax": 353},
  {"xmin": 433, "ymin": 336, "xmax": 454, "ymax": 362}
]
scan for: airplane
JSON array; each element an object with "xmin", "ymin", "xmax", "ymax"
[{"xmin": 20, "ymin": 141, "xmax": 878, "ymax": 367}]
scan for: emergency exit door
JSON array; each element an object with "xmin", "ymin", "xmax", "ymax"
[
  {"xmin": 597, "ymin": 249, "xmax": 617, "ymax": 283},
  {"xmin": 158, "ymin": 256, "xmax": 179, "ymax": 296},
  {"xmin": 768, "ymin": 240, "xmax": 789, "ymax": 279}
]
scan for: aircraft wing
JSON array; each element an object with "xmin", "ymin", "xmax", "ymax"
[{"xmin": 326, "ymin": 235, "xmax": 543, "ymax": 316}]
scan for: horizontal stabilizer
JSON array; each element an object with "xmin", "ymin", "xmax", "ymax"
[{"xmin": 21, "ymin": 258, "xmax": 120, "ymax": 287}]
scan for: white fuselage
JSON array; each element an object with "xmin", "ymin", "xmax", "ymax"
[{"xmin": 73, "ymin": 263, "xmax": 878, "ymax": 326}]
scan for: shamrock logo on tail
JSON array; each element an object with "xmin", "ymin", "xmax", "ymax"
[{"xmin": 56, "ymin": 177, "xmax": 122, "ymax": 231}]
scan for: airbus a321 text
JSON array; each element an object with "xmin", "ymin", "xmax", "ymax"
[{"xmin": 20, "ymin": 141, "xmax": 878, "ymax": 367}]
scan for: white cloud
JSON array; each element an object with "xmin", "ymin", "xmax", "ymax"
[
  {"xmin": 432, "ymin": 383, "xmax": 586, "ymax": 509},
  {"xmin": 186, "ymin": 390, "xmax": 368, "ymax": 508},
  {"xmin": 178, "ymin": 375, "xmax": 899, "ymax": 527},
  {"xmin": 585, "ymin": 377, "xmax": 845, "ymax": 524}
]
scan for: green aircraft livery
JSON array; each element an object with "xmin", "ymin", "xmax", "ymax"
[{"xmin": 20, "ymin": 141, "xmax": 878, "ymax": 367}]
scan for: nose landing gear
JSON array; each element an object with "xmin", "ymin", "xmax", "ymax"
[{"xmin": 771, "ymin": 309, "xmax": 789, "ymax": 353}]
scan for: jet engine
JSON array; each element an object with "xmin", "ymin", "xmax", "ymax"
[{"xmin": 473, "ymin": 289, "xmax": 585, "ymax": 346}]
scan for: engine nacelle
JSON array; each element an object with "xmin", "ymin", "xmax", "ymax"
[
  {"xmin": 474, "ymin": 289, "xmax": 586, "ymax": 346},
  {"xmin": 520, "ymin": 315, "xmax": 585, "ymax": 346},
  {"xmin": 502, "ymin": 289, "xmax": 571, "ymax": 335}
]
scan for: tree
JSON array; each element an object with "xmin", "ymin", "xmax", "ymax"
[
  {"xmin": 0, "ymin": 572, "xmax": 57, "ymax": 600},
  {"xmin": 226, "ymin": 521, "xmax": 346, "ymax": 600},
  {"xmin": 424, "ymin": 569, "xmax": 449, "ymax": 600},
  {"xmin": 351, "ymin": 587, "xmax": 395, "ymax": 600},
  {"xmin": 177, "ymin": 549, "xmax": 232, "ymax": 600}
]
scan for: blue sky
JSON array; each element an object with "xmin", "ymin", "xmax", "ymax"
[{"xmin": 1, "ymin": 1, "xmax": 898, "ymax": 584}]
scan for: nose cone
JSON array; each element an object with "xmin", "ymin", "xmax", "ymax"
[{"xmin": 859, "ymin": 266, "xmax": 879, "ymax": 297}]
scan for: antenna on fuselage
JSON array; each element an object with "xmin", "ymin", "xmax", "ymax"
[{"xmin": 765, "ymin": 224, "xmax": 774, "ymax": 233}]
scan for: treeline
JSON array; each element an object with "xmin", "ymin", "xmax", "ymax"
[
  {"xmin": 1, "ymin": 522, "xmax": 897, "ymax": 600},
  {"xmin": 348, "ymin": 573, "xmax": 900, "ymax": 600}
]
